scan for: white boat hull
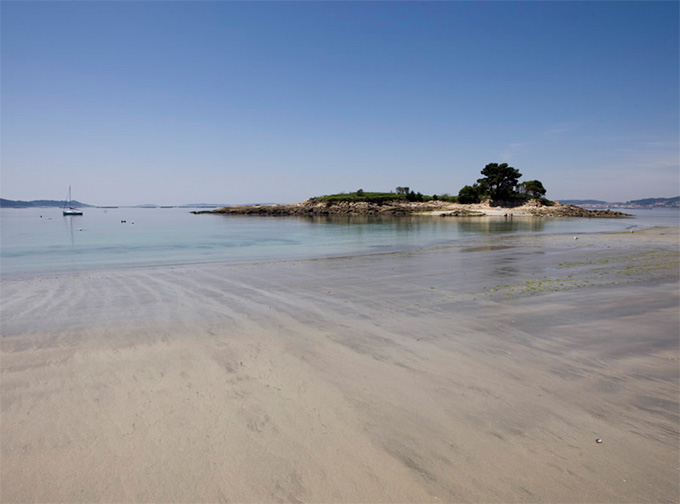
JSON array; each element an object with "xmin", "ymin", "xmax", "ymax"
[{"xmin": 62, "ymin": 186, "xmax": 83, "ymax": 215}]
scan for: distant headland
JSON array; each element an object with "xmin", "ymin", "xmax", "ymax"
[
  {"xmin": 0, "ymin": 198, "xmax": 93, "ymax": 208},
  {"xmin": 559, "ymin": 197, "xmax": 679, "ymax": 209}
]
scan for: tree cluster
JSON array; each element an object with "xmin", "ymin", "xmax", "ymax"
[{"xmin": 458, "ymin": 163, "xmax": 546, "ymax": 204}]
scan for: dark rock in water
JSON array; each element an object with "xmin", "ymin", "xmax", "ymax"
[{"xmin": 527, "ymin": 204, "xmax": 631, "ymax": 218}]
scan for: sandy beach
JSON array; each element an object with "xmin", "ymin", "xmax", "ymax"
[{"xmin": 1, "ymin": 227, "xmax": 678, "ymax": 503}]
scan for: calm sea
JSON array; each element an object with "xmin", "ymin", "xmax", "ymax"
[{"xmin": 1, "ymin": 206, "xmax": 677, "ymax": 277}]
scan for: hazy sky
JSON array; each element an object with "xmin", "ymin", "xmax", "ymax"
[{"xmin": 2, "ymin": 1, "xmax": 678, "ymax": 206}]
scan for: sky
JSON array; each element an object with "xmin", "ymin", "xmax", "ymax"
[{"xmin": 1, "ymin": 1, "xmax": 678, "ymax": 206}]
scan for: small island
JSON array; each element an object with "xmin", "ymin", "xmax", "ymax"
[{"xmin": 195, "ymin": 163, "xmax": 630, "ymax": 218}]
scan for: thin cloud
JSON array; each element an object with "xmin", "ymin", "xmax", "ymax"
[
  {"xmin": 499, "ymin": 142, "xmax": 528, "ymax": 161},
  {"xmin": 542, "ymin": 119, "xmax": 591, "ymax": 137}
]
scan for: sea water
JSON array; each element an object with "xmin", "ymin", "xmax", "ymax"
[{"xmin": 1, "ymin": 206, "xmax": 677, "ymax": 277}]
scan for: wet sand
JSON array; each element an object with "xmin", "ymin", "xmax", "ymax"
[{"xmin": 1, "ymin": 227, "xmax": 678, "ymax": 503}]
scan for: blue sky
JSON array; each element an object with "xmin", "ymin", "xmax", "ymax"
[{"xmin": 2, "ymin": 1, "xmax": 678, "ymax": 206}]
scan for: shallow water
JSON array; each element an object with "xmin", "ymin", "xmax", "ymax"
[{"xmin": 1, "ymin": 206, "xmax": 677, "ymax": 276}]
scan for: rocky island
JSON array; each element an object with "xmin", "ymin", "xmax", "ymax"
[
  {"xmin": 194, "ymin": 163, "xmax": 630, "ymax": 219},
  {"xmin": 193, "ymin": 198, "xmax": 630, "ymax": 218}
]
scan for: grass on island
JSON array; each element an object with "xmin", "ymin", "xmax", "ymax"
[{"xmin": 309, "ymin": 191, "xmax": 458, "ymax": 205}]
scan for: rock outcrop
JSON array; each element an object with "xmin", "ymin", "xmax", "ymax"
[
  {"xmin": 194, "ymin": 199, "xmax": 631, "ymax": 218},
  {"xmin": 195, "ymin": 200, "xmax": 447, "ymax": 216}
]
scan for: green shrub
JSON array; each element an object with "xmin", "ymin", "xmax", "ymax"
[
  {"xmin": 311, "ymin": 192, "xmax": 407, "ymax": 205},
  {"xmin": 458, "ymin": 185, "xmax": 482, "ymax": 204}
]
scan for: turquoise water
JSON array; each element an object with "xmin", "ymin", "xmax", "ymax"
[{"xmin": 1, "ymin": 206, "xmax": 677, "ymax": 276}]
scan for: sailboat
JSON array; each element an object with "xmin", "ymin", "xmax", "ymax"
[{"xmin": 62, "ymin": 186, "xmax": 83, "ymax": 216}]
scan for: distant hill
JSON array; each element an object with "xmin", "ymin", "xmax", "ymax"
[
  {"xmin": 0, "ymin": 198, "xmax": 92, "ymax": 208},
  {"xmin": 560, "ymin": 197, "xmax": 679, "ymax": 208},
  {"xmin": 559, "ymin": 199, "xmax": 608, "ymax": 205},
  {"xmin": 627, "ymin": 196, "xmax": 680, "ymax": 207}
]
